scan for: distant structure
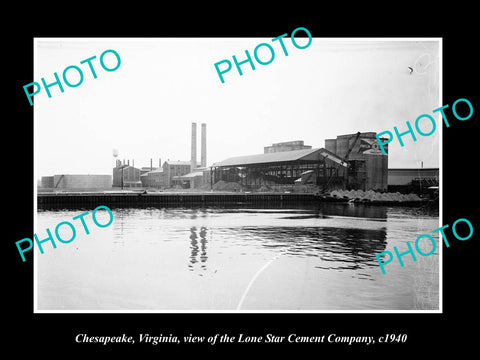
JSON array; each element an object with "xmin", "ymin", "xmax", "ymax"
[
  {"xmin": 201, "ymin": 123, "xmax": 207, "ymax": 167},
  {"xmin": 43, "ymin": 123, "xmax": 210, "ymax": 191},
  {"xmin": 325, "ymin": 132, "xmax": 388, "ymax": 191},
  {"xmin": 165, "ymin": 160, "xmax": 199, "ymax": 188},
  {"xmin": 388, "ymin": 168, "xmax": 438, "ymax": 193},
  {"xmin": 211, "ymin": 132, "xmax": 389, "ymax": 192},
  {"xmin": 112, "ymin": 121, "xmax": 209, "ymax": 190},
  {"xmin": 140, "ymin": 158, "xmax": 165, "ymax": 188},
  {"xmin": 212, "ymin": 147, "xmax": 343, "ymax": 191},
  {"xmin": 38, "ymin": 129, "xmax": 396, "ymax": 193},
  {"xmin": 113, "ymin": 159, "xmax": 141, "ymax": 188},
  {"xmin": 183, "ymin": 122, "xmax": 208, "ymax": 189},
  {"xmin": 264, "ymin": 140, "xmax": 312, "ymax": 154},
  {"xmin": 111, "ymin": 156, "xmax": 199, "ymax": 189},
  {"xmin": 191, "ymin": 122, "xmax": 197, "ymax": 173},
  {"xmin": 40, "ymin": 174, "xmax": 112, "ymax": 190},
  {"xmin": 41, "ymin": 176, "xmax": 54, "ymax": 188}
]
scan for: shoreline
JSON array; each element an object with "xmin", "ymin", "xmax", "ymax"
[{"xmin": 37, "ymin": 191, "xmax": 437, "ymax": 210}]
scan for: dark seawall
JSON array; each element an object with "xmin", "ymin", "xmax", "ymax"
[{"xmin": 37, "ymin": 192, "xmax": 320, "ymax": 210}]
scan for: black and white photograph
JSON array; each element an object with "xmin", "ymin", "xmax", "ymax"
[
  {"xmin": 6, "ymin": 10, "xmax": 478, "ymax": 355},
  {"xmin": 33, "ymin": 37, "xmax": 441, "ymax": 312}
]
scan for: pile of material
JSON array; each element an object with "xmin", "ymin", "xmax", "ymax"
[
  {"xmin": 212, "ymin": 180, "xmax": 243, "ymax": 191},
  {"xmin": 257, "ymin": 185, "xmax": 272, "ymax": 192},
  {"xmin": 329, "ymin": 189, "xmax": 421, "ymax": 202}
]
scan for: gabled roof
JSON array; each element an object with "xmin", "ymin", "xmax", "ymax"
[{"xmin": 213, "ymin": 148, "xmax": 346, "ymax": 167}]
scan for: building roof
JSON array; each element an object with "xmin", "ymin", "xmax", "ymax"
[
  {"xmin": 164, "ymin": 160, "xmax": 200, "ymax": 166},
  {"xmin": 388, "ymin": 168, "xmax": 439, "ymax": 185},
  {"xmin": 213, "ymin": 148, "xmax": 346, "ymax": 167},
  {"xmin": 149, "ymin": 168, "xmax": 164, "ymax": 173},
  {"xmin": 334, "ymin": 132, "xmax": 377, "ymax": 139},
  {"xmin": 388, "ymin": 168, "xmax": 439, "ymax": 171},
  {"xmin": 175, "ymin": 170, "xmax": 204, "ymax": 179},
  {"xmin": 140, "ymin": 170, "xmax": 166, "ymax": 177},
  {"xmin": 140, "ymin": 168, "xmax": 165, "ymax": 176}
]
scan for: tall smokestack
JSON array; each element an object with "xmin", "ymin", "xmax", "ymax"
[
  {"xmin": 201, "ymin": 123, "xmax": 206, "ymax": 168},
  {"xmin": 150, "ymin": 158, "xmax": 153, "ymax": 171},
  {"xmin": 191, "ymin": 122, "xmax": 197, "ymax": 172}
]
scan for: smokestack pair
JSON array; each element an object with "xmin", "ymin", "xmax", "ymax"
[
  {"xmin": 191, "ymin": 122, "xmax": 206, "ymax": 172},
  {"xmin": 151, "ymin": 158, "xmax": 161, "ymax": 170}
]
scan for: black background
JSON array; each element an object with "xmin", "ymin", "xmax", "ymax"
[{"xmin": 5, "ymin": 4, "xmax": 478, "ymax": 356}]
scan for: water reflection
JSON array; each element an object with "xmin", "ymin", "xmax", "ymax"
[
  {"xmin": 316, "ymin": 203, "xmax": 388, "ymax": 220},
  {"xmin": 188, "ymin": 226, "xmax": 208, "ymax": 272},
  {"xmin": 37, "ymin": 205, "xmax": 438, "ymax": 310},
  {"xmin": 183, "ymin": 206, "xmax": 388, "ymax": 276},
  {"xmin": 237, "ymin": 226, "xmax": 387, "ymax": 272}
]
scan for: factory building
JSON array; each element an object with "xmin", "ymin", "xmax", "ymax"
[
  {"xmin": 113, "ymin": 158, "xmax": 168, "ymax": 189},
  {"xmin": 113, "ymin": 160, "xmax": 142, "ymax": 188},
  {"xmin": 112, "ymin": 154, "xmax": 201, "ymax": 189},
  {"xmin": 175, "ymin": 167, "xmax": 211, "ymax": 189},
  {"xmin": 211, "ymin": 147, "xmax": 346, "ymax": 191},
  {"xmin": 211, "ymin": 132, "xmax": 388, "ymax": 192},
  {"xmin": 163, "ymin": 160, "xmax": 199, "ymax": 188},
  {"xmin": 325, "ymin": 132, "xmax": 388, "ymax": 191},
  {"xmin": 140, "ymin": 168, "xmax": 168, "ymax": 188}
]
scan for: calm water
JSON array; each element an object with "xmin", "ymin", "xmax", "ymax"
[{"xmin": 36, "ymin": 204, "xmax": 439, "ymax": 311}]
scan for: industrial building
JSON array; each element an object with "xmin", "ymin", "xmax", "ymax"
[
  {"xmin": 211, "ymin": 147, "xmax": 346, "ymax": 191},
  {"xmin": 40, "ymin": 174, "xmax": 112, "ymax": 190},
  {"xmin": 113, "ymin": 158, "xmax": 164, "ymax": 188},
  {"xmin": 112, "ymin": 160, "xmax": 142, "ymax": 188},
  {"xmin": 388, "ymin": 168, "xmax": 439, "ymax": 193},
  {"xmin": 175, "ymin": 167, "xmax": 211, "ymax": 189},
  {"xmin": 111, "ymin": 122, "xmax": 207, "ymax": 190},
  {"xmin": 38, "ymin": 125, "xmax": 397, "ymax": 193},
  {"xmin": 41, "ymin": 176, "xmax": 54, "ymax": 188},
  {"xmin": 325, "ymin": 132, "xmax": 389, "ymax": 191},
  {"xmin": 264, "ymin": 140, "xmax": 312, "ymax": 154},
  {"xmin": 211, "ymin": 132, "xmax": 389, "ymax": 192},
  {"xmin": 140, "ymin": 168, "xmax": 167, "ymax": 188},
  {"xmin": 164, "ymin": 160, "xmax": 200, "ymax": 188},
  {"xmin": 113, "ymin": 159, "xmax": 197, "ymax": 189}
]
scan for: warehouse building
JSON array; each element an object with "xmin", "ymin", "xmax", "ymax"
[
  {"xmin": 211, "ymin": 132, "xmax": 389, "ymax": 192},
  {"xmin": 41, "ymin": 176, "xmax": 54, "ymax": 188},
  {"xmin": 211, "ymin": 147, "xmax": 346, "ymax": 191},
  {"xmin": 388, "ymin": 168, "xmax": 439, "ymax": 193},
  {"xmin": 40, "ymin": 174, "xmax": 112, "ymax": 190}
]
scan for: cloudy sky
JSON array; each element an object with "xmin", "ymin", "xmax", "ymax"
[{"xmin": 34, "ymin": 38, "xmax": 440, "ymax": 178}]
